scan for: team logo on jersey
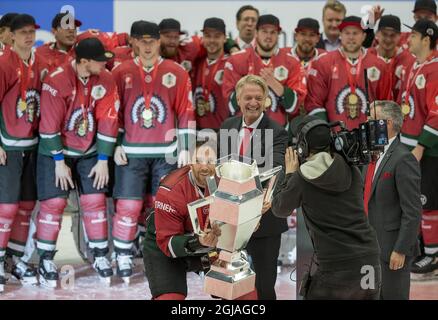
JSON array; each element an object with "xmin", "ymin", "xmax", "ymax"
[
  {"xmin": 162, "ymin": 72, "xmax": 176, "ymax": 88},
  {"xmin": 274, "ymin": 66, "xmax": 288, "ymax": 81},
  {"xmin": 194, "ymin": 87, "xmax": 216, "ymax": 117},
  {"xmin": 415, "ymin": 74, "xmax": 426, "ymax": 90},
  {"xmin": 336, "ymin": 86, "xmax": 367, "ymax": 120},
  {"xmin": 367, "ymin": 67, "xmax": 381, "ymax": 82},
  {"xmin": 131, "ymin": 94, "xmax": 167, "ymax": 129},
  {"xmin": 180, "ymin": 60, "xmax": 192, "ymax": 72},
  {"xmin": 16, "ymin": 89, "xmax": 41, "ymax": 123},
  {"xmin": 66, "ymin": 108, "xmax": 94, "ymax": 137},
  {"xmin": 400, "ymin": 92, "xmax": 416, "ymax": 119},
  {"xmin": 214, "ymin": 70, "xmax": 224, "ymax": 85},
  {"xmin": 91, "ymin": 85, "xmax": 106, "ymax": 100}
]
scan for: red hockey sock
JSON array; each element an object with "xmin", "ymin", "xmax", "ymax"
[{"xmin": 8, "ymin": 201, "xmax": 35, "ymax": 257}]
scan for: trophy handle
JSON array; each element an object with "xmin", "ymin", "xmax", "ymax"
[{"xmin": 187, "ymin": 196, "xmax": 215, "ymax": 235}]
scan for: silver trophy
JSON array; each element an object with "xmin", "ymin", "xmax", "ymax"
[{"xmin": 187, "ymin": 154, "xmax": 282, "ymax": 300}]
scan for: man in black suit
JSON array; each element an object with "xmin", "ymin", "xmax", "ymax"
[
  {"xmin": 218, "ymin": 75, "xmax": 288, "ymax": 300},
  {"xmin": 365, "ymin": 100, "xmax": 422, "ymax": 300}
]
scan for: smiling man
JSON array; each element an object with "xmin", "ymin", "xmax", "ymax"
[{"xmin": 219, "ymin": 75, "xmax": 288, "ymax": 300}]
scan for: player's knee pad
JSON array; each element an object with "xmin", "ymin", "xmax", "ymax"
[
  {"xmin": 7, "ymin": 201, "xmax": 36, "ymax": 255},
  {"xmin": 36, "ymin": 198, "xmax": 67, "ymax": 246},
  {"xmin": 80, "ymin": 194, "xmax": 108, "ymax": 245},
  {"xmin": 113, "ymin": 199, "xmax": 143, "ymax": 249},
  {"xmin": 0, "ymin": 203, "xmax": 19, "ymax": 248}
]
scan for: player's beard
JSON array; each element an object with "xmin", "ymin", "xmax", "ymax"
[
  {"xmin": 160, "ymin": 43, "xmax": 178, "ymax": 58},
  {"xmin": 256, "ymin": 39, "xmax": 277, "ymax": 53},
  {"xmin": 343, "ymin": 43, "xmax": 361, "ymax": 54},
  {"xmin": 298, "ymin": 42, "xmax": 314, "ymax": 55}
]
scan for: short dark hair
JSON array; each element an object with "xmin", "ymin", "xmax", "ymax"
[{"xmin": 236, "ymin": 5, "xmax": 259, "ymax": 21}]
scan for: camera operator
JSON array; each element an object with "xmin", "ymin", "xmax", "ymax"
[{"xmin": 272, "ymin": 115, "xmax": 381, "ymax": 300}]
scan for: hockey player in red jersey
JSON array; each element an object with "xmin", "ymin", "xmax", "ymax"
[
  {"xmin": 143, "ymin": 141, "xmax": 258, "ymax": 300},
  {"xmin": 193, "ymin": 18, "xmax": 230, "ymax": 130},
  {"xmin": 397, "ymin": 20, "xmax": 438, "ymax": 277},
  {"xmin": 305, "ymin": 16, "xmax": 392, "ymax": 129},
  {"xmin": 76, "ymin": 29, "xmax": 129, "ymax": 52},
  {"xmin": 111, "ymin": 21, "xmax": 195, "ymax": 283},
  {"xmin": 289, "ymin": 18, "xmax": 326, "ymax": 75},
  {"xmin": 368, "ymin": 15, "xmax": 415, "ymax": 100},
  {"xmin": 223, "ymin": 14, "xmax": 307, "ymax": 127},
  {"xmin": 36, "ymin": 38, "xmax": 119, "ymax": 287},
  {"xmin": 36, "ymin": 12, "xmax": 82, "ymax": 71},
  {"xmin": 0, "ymin": 14, "xmax": 49, "ymax": 292}
]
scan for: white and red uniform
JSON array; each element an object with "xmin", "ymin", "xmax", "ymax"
[
  {"xmin": 192, "ymin": 54, "xmax": 230, "ymax": 130},
  {"xmin": 305, "ymin": 48, "xmax": 392, "ymax": 129},
  {"xmin": 36, "ymin": 42, "xmax": 75, "ymax": 72},
  {"xmin": 368, "ymin": 46, "xmax": 415, "ymax": 100},
  {"xmin": 223, "ymin": 47, "xmax": 307, "ymax": 126},
  {"xmin": 0, "ymin": 49, "xmax": 49, "ymax": 150},
  {"xmin": 112, "ymin": 56, "xmax": 195, "ymax": 158},
  {"xmin": 397, "ymin": 51, "xmax": 438, "ymax": 254},
  {"xmin": 36, "ymin": 60, "xmax": 119, "ymax": 253},
  {"xmin": 0, "ymin": 48, "xmax": 49, "ymax": 259}
]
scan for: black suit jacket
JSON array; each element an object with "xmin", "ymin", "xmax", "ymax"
[
  {"xmin": 218, "ymin": 113, "xmax": 289, "ymax": 237},
  {"xmin": 365, "ymin": 137, "xmax": 422, "ymax": 262}
]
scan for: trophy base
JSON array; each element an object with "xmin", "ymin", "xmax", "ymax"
[{"xmin": 204, "ymin": 270, "xmax": 256, "ymax": 300}]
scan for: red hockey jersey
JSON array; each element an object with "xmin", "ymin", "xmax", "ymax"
[
  {"xmin": 154, "ymin": 166, "xmax": 211, "ymax": 257},
  {"xmin": 39, "ymin": 60, "xmax": 119, "ymax": 157},
  {"xmin": 36, "ymin": 42, "xmax": 75, "ymax": 72},
  {"xmin": 368, "ymin": 46, "xmax": 415, "ymax": 100},
  {"xmin": 222, "ymin": 47, "xmax": 307, "ymax": 126},
  {"xmin": 397, "ymin": 51, "xmax": 438, "ymax": 157},
  {"xmin": 305, "ymin": 48, "xmax": 392, "ymax": 129},
  {"xmin": 112, "ymin": 57, "xmax": 195, "ymax": 158},
  {"xmin": 0, "ymin": 49, "xmax": 49, "ymax": 151},
  {"xmin": 76, "ymin": 30, "xmax": 129, "ymax": 50},
  {"xmin": 192, "ymin": 55, "xmax": 230, "ymax": 130},
  {"xmin": 169, "ymin": 36, "xmax": 204, "ymax": 73}
]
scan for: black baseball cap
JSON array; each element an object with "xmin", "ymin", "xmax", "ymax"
[
  {"xmin": 338, "ymin": 16, "xmax": 364, "ymax": 32},
  {"xmin": 413, "ymin": 0, "xmax": 437, "ymax": 14},
  {"xmin": 75, "ymin": 37, "xmax": 114, "ymax": 61},
  {"xmin": 131, "ymin": 20, "xmax": 160, "ymax": 39},
  {"xmin": 378, "ymin": 15, "xmax": 401, "ymax": 32},
  {"xmin": 295, "ymin": 18, "xmax": 320, "ymax": 34},
  {"xmin": 159, "ymin": 18, "xmax": 184, "ymax": 34},
  {"xmin": 10, "ymin": 14, "xmax": 40, "ymax": 32},
  {"xmin": 0, "ymin": 13, "xmax": 19, "ymax": 28},
  {"xmin": 202, "ymin": 17, "xmax": 226, "ymax": 34},
  {"xmin": 404, "ymin": 18, "xmax": 438, "ymax": 43},
  {"xmin": 290, "ymin": 115, "xmax": 331, "ymax": 151},
  {"xmin": 52, "ymin": 12, "xmax": 82, "ymax": 29},
  {"xmin": 256, "ymin": 14, "xmax": 282, "ymax": 31}
]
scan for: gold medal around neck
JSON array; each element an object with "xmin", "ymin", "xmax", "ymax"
[
  {"xmin": 142, "ymin": 108, "xmax": 153, "ymax": 122},
  {"xmin": 401, "ymin": 103, "xmax": 411, "ymax": 116},
  {"xmin": 78, "ymin": 119, "xmax": 88, "ymax": 137},
  {"xmin": 348, "ymin": 93, "xmax": 359, "ymax": 105},
  {"xmin": 18, "ymin": 99, "xmax": 27, "ymax": 112},
  {"xmin": 197, "ymin": 100, "xmax": 206, "ymax": 117}
]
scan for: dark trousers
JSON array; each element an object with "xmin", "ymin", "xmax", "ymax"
[
  {"xmin": 246, "ymin": 235, "xmax": 282, "ymax": 300},
  {"xmin": 380, "ymin": 257, "xmax": 412, "ymax": 300},
  {"xmin": 305, "ymin": 264, "xmax": 382, "ymax": 300}
]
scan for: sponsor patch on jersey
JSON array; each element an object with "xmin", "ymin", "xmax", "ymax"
[
  {"xmin": 42, "ymin": 83, "xmax": 58, "ymax": 97},
  {"xmin": 415, "ymin": 74, "xmax": 426, "ymax": 90},
  {"xmin": 162, "ymin": 72, "xmax": 176, "ymax": 88},
  {"xmin": 274, "ymin": 65, "xmax": 288, "ymax": 81},
  {"xmin": 214, "ymin": 70, "xmax": 224, "ymax": 85},
  {"xmin": 367, "ymin": 66, "xmax": 380, "ymax": 82},
  {"xmin": 91, "ymin": 85, "xmax": 106, "ymax": 100}
]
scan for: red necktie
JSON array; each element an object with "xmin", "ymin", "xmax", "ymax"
[
  {"xmin": 239, "ymin": 127, "xmax": 253, "ymax": 156},
  {"xmin": 363, "ymin": 160, "xmax": 377, "ymax": 215}
]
